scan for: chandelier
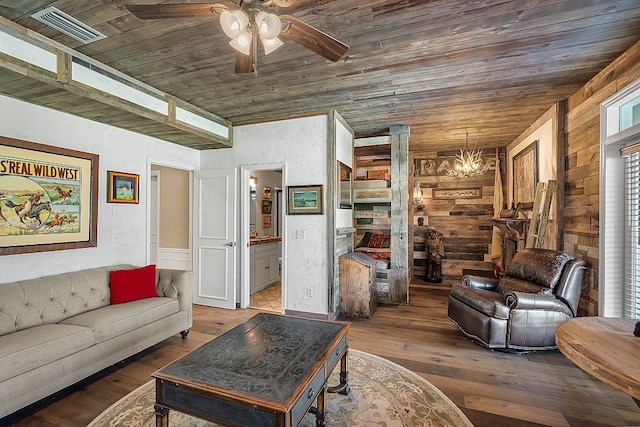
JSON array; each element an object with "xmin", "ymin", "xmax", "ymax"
[
  {"xmin": 446, "ymin": 132, "xmax": 490, "ymax": 178},
  {"xmin": 220, "ymin": 1, "xmax": 283, "ymax": 56}
]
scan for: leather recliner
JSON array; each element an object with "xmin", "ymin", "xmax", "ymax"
[{"xmin": 447, "ymin": 248, "xmax": 587, "ymax": 350}]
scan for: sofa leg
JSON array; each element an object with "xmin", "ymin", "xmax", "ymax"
[{"xmin": 180, "ymin": 329, "xmax": 190, "ymax": 339}]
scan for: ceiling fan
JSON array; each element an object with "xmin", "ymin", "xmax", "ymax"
[{"xmin": 125, "ymin": 1, "xmax": 349, "ymax": 74}]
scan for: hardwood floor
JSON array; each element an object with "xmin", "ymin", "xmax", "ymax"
[{"xmin": 6, "ymin": 284, "xmax": 640, "ymax": 427}]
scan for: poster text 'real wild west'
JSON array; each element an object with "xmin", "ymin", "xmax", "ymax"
[{"xmin": 0, "ymin": 160, "xmax": 79, "ymax": 180}]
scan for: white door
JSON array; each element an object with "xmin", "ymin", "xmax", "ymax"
[{"xmin": 193, "ymin": 168, "xmax": 237, "ymax": 309}]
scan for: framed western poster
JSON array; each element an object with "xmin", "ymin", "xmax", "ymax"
[{"xmin": 0, "ymin": 136, "xmax": 98, "ymax": 255}]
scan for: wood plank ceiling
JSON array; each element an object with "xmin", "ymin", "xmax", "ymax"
[{"xmin": 1, "ymin": 0, "xmax": 639, "ymax": 151}]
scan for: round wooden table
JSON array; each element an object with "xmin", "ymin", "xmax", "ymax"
[{"xmin": 556, "ymin": 317, "xmax": 640, "ymax": 402}]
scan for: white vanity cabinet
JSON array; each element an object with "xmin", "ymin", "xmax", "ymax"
[{"xmin": 250, "ymin": 241, "xmax": 281, "ymax": 293}]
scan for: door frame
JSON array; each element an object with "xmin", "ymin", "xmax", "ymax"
[
  {"xmin": 240, "ymin": 163, "xmax": 286, "ymax": 310},
  {"xmin": 150, "ymin": 169, "xmax": 160, "ymax": 265},
  {"xmin": 146, "ymin": 157, "xmax": 194, "ymax": 269}
]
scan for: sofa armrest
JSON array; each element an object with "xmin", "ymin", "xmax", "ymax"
[
  {"xmin": 504, "ymin": 291, "xmax": 573, "ymax": 316},
  {"xmin": 157, "ymin": 269, "xmax": 193, "ymax": 328},
  {"xmin": 462, "ymin": 275, "xmax": 500, "ymax": 291}
]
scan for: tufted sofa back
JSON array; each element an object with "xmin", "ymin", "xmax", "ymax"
[{"xmin": 0, "ymin": 264, "xmax": 133, "ymax": 337}]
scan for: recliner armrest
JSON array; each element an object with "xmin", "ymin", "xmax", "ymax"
[
  {"xmin": 462, "ymin": 275, "xmax": 500, "ymax": 291},
  {"xmin": 505, "ymin": 291, "xmax": 573, "ymax": 316}
]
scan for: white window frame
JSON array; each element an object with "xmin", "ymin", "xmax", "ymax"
[{"xmin": 600, "ymin": 77, "xmax": 640, "ymax": 317}]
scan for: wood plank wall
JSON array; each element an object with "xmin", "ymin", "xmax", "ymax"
[
  {"xmin": 409, "ymin": 148, "xmax": 506, "ymax": 281},
  {"xmin": 565, "ymin": 40, "xmax": 640, "ymax": 316}
]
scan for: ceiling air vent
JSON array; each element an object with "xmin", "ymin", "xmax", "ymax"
[{"xmin": 31, "ymin": 7, "xmax": 106, "ymax": 44}]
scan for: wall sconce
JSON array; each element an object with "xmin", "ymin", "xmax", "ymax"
[
  {"xmin": 249, "ymin": 175, "xmax": 257, "ymax": 200},
  {"xmin": 413, "ymin": 180, "xmax": 423, "ymax": 206}
]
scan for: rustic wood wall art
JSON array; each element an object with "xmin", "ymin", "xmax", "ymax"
[
  {"xmin": 0, "ymin": 136, "xmax": 98, "ymax": 255},
  {"xmin": 512, "ymin": 140, "xmax": 538, "ymax": 204},
  {"xmin": 107, "ymin": 171, "xmax": 139, "ymax": 204},
  {"xmin": 338, "ymin": 161, "xmax": 352, "ymax": 209},
  {"xmin": 432, "ymin": 188, "xmax": 483, "ymax": 200}
]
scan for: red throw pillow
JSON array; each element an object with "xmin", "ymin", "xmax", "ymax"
[
  {"xmin": 368, "ymin": 233, "xmax": 385, "ymax": 248},
  {"xmin": 109, "ymin": 265, "xmax": 158, "ymax": 304}
]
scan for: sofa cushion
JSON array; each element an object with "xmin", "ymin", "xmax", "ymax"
[
  {"xmin": 60, "ymin": 297, "xmax": 179, "ymax": 343},
  {"xmin": 450, "ymin": 284, "xmax": 510, "ymax": 319},
  {"xmin": 506, "ymin": 249, "xmax": 574, "ymax": 289},
  {"xmin": 0, "ymin": 264, "xmax": 134, "ymax": 337},
  {"xmin": 110, "ymin": 265, "xmax": 158, "ymax": 304},
  {"xmin": 0, "ymin": 324, "xmax": 94, "ymax": 382}
]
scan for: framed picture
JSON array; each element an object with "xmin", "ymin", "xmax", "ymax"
[
  {"xmin": 0, "ymin": 136, "xmax": 98, "ymax": 255},
  {"xmin": 261, "ymin": 199, "xmax": 272, "ymax": 214},
  {"xmin": 432, "ymin": 187, "xmax": 483, "ymax": 200},
  {"xmin": 262, "ymin": 186, "xmax": 272, "ymax": 199},
  {"xmin": 107, "ymin": 171, "xmax": 139, "ymax": 204},
  {"xmin": 512, "ymin": 140, "xmax": 538, "ymax": 204},
  {"xmin": 287, "ymin": 185, "xmax": 323, "ymax": 215},
  {"xmin": 338, "ymin": 161, "xmax": 352, "ymax": 209},
  {"xmin": 262, "ymin": 215, "xmax": 272, "ymax": 228}
]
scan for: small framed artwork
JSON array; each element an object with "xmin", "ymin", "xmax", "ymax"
[
  {"xmin": 261, "ymin": 199, "xmax": 272, "ymax": 214},
  {"xmin": 107, "ymin": 171, "xmax": 139, "ymax": 204},
  {"xmin": 262, "ymin": 186, "xmax": 272, "ymax": 199},
  {"xmin": 338, "ymin": 161, "xmax": 352, "ymax": 209},
  {"xmin": 262, "ymin": 215, "xmax": 272, "ymax": 228},
  {"xmin": 287, "ymin": 185, "xmax": 323, "ymax": 215}
]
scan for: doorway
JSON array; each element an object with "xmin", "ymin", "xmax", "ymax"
[
  {"xmin": 245, "ymin": 167, "xmax": 284, "ymax": 313},
  {"xmin": 149, "ymin": 164, "xmax": 191, "ymax": 270}
]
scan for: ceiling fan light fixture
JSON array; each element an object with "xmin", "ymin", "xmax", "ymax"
[
  {"xmin": 220, "ymin": 10, "xmax": 249, "ymax": 38},
  {"xmin": 255, "ymin": 11, "xmax": 281, "ymax": 40},
  {"xmin": 229, "ymin": 29, "xmax": 252, "ymax": 55},
  {"xmin": 261, "ymin": 35, "xmax": 283, "ymax": 55}
]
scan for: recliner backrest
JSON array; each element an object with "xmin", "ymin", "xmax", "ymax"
[{"xmin": 506, "ymin": 248, "xmax": 574, "ymax": 290}]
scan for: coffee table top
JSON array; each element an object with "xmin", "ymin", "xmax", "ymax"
[
  {"xmin": 154, "ymin": 313, "xmax": 348, "ymax": 404},
  {"xmin": 556, "ymin": 317, "xmax": 640, "ymax": 400}
]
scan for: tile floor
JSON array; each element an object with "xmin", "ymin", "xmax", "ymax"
[{"xmin": 249, "ymin": 281, "xmax": 282, "ymax": 312}]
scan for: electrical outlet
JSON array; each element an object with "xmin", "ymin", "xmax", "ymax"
[
  {"xmin": 306, "ymin": 287, "xmax": 313, "ymax": 297},
  {"xmin": 296, "ymin": 230, "xmax": 305, "ymax": 239}
]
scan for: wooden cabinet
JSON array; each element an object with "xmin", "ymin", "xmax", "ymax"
[
  {"xmin": 250, "ymin": 241, "xmax": 281, "ymax": 293},
  {"xmin": 339, "ymin": 252, "xmax": 377, "ymax": 318}
]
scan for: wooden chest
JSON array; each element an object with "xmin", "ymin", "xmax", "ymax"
[{"xmin": 339, "ymin": 251, "xmax": 377, "ymax": 318}]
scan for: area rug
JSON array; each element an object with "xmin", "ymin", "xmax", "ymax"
[{"xmin": 88, "ymin": 349, "xmax": 472, "ymax": 427}]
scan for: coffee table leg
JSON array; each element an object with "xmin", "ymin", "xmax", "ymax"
[
  {"xmin": 327, "ymin": 350, "xmax": 349, "ymax": 395},
  {"xmin": 154, "ymin": 403, "xmax": 170, "ymax": 427},
  {"xmin": 312, "ymin": 385, "xmax": 327, "ymax": 427}
]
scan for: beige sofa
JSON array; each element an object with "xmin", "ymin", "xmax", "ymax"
[{"xmin": 0, "ymin": 264, "xmax": 192, "ymax": 418}]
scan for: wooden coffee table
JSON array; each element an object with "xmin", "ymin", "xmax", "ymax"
[
  {"xmin": 556, "ymin": 317, "xmax": 640, "ymax": 402},
  {"xmin": 152, "ymin": 313, "xmax": 349, "ymax": 427}
]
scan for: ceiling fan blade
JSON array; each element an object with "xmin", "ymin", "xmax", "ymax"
[
  {"xmin": 279, "ymin": 15, "xmax": 348, "ymax": 62},
  {"xmin": 125, "ymin": 3, "xmax": 228, "ymax": 20}
]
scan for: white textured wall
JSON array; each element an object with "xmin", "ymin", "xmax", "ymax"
[
  {"xmin": 200, "ymin": 115, "xmax": 329, "ymax": 315},
  {"xmin": 0, "ymin": 95, "xmax": 199, "ymax": 283}
]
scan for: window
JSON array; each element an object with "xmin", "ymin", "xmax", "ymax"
[
  {"xmin": 601, "ymin": 79, "xmax": 640, "ymax": 317},
  {"xmin": 623, "ymin": 149, "xmax": 640, "ymax": 318}
]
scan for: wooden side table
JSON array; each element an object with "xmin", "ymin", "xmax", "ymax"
[{"xmin": 556, "ymin": 317, "xmax": 640, "ymax": 402}]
